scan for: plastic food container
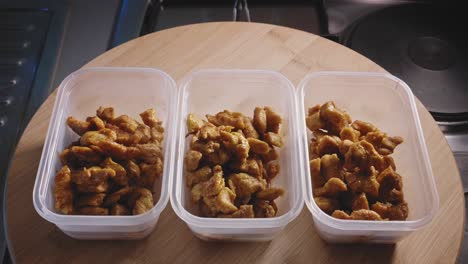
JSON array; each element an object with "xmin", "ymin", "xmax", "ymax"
[
  {"xmin": 298, "ymin": 72, "xmax": 439, "ymax": 243},
  {"xmin": 171, "ymin": 69, "xmax": 304, "ymax": 241},
  {"xmin": 32, "ymin": 67, "xmax": 177, "ymax": 239}
]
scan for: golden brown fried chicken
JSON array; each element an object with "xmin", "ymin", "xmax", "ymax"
[
  {"xmin": 103, "ymin": 186, "xmax": 133, "ymax": 207},
  {"xmin": 320, "ymin": 154, "xmax": 344, "ymax": 180},
  {"xmin": 317, "ymin": 135, "xmax": 341, "ymax": 156},
  {"xmin": 215, "ymin": 187, "xmax": 238, "ymax": 214},
  {"xmin": 310, "ymin": 158, "xmax": 325, "ymax": 188},
  {"xmin": 69, "ymin": 146, "xmax": 103, "ymax": 165},
  {"xmin": 86, "ymin": 116, "xmax": 106, "ymax": 130},
  {"xmin": 340, "ymin": 127, "xmax": 360, "ymax": 142},
  {"xmin": 254, "ymin": 200, "xmax": 277, "ymax": 218},
  {"xmin": 264, "ymin": 132, "xmax": 283, "ymax": 147},
  {"xmin": 255, "ymin": 187, "xmax": 284, "ymax": 200},
  {"xmin": 110, "ymin": 204, "xmax": 130, "ymax": 215},
  {"xmin": 53, "ymin": 166, "xmax": 74, "ymax": 214},
  {"xmin": 265, "ymin": 162, "xmax": 280, "ymax": 181},
  {"xmin": 122, "ymin": 160, "xmax": 141, "ymax": 179},
  {"xmin": 112, "ymin": 115, "xmax": 139, "ymax": 133},
  {"xmin": 132, "ymin": 188, "xmax": 154, "ymax": 215},
  {"xmin": 190, "ymin": 136, "xmax": 220, "ymax": 155},
  {"xmin": 314, "ymin": 178, "xmax": 347, "ymax": 197},
  {"xmin": 139, "ymin": 108, "xmax": 160, "ymax": 128},
  {"xmin": 185, "ymin": 150, "xmax": 203, "ymax": 171},
  {"xmin": 319, "ymin": 101, "xmax": 351, "ymax": 135},
  {"xmin": 71, "ymin": 166, "xmax": 115, "ymax": 186},
  {"xmin": 66, "ymin": 116, "xmax": 91, "ymax": 136},
  {"xmin": 264, "ymin": 107, "xmax": 282, "ymax": 133},
  {"xmin": 96, "ymin": 106, "xmax": 114, "ymax": 121},
  {"xmin": 76, "ymin": 181, "xmax": 109, "ymax": 193},
  {"xmin": 305, "ymin": 105, "xmax": 324, "ymax": 132},
  {"xmin": 332, "ymin": 209, "xmax": 383, "ymax": 220},
  {"xmin": 253, "ymin": 107, "xmax": 267, "ymax": 134},
  {"xmin": 247, "ymin": 138, "xmax": 270, "ymax": 154},
  {"xmin": 352, "ymin": 193, "xmax": 369, "ymax": 211},
  {"xmin": 364, "ymin": 131, "xmax": 404, "ymax": 155},
  {"xmin": 187, "ymin": 166, "xmax": 212, "ymax": 187},
  {"xmin": 218, "ymin": 205, "xmax": 254, "ymax": 218},
  {"xmin": 220, "ymin": 131, "xmax": 249, "ymax": 161},
  {"xmin": 228, "ymin": 173, "xmax": 264, "ymax": 198},
  {"xmin": 344, "ymin": 167, "xmax": 380, "ymax": 198},
  {"xmin": 201, "ymin": 166, "xmax": 225, "ymax": 197},
  {"xmin": 377, "ymin": 166, "xmax": 404, "ymax": 203},
  {"xmin": 101, "ymin": 157, "xmax": 128, "ymax": 186},
  {"xmin": 371, "ymin": 201, "xmax": 408, "ymax": 220},
  {"xmin": 314, "ymin": 197, "xmax": 340, "ymax": 215},
  {"xmin": 205, "ymin": 148, "xmax": 231, "ymax": 166},
  {"xmin": 242, "ymin": 117, "xmax": 259, "ymax": 139},
  {"xmin": 80, "ymin": 129, "xmax": 117, "ymax": 146},
  {"xmin": 76, "ymin": 193, "xmax": 106, "ymax": 207},
  {"xmin": 138, "ymin": 158, "xmax": 163, "ymax": 189},
  {"xmin": 351, "ymin": 120, "xmax": 377, "ymax": 136},
  {"xmin": 187, "ymin": 113, "xmax": 205, "ymax": 134}
]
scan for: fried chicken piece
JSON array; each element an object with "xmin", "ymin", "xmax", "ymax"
[
  {"xmin": 218, "ymin": 205, "xmax": 254, "ymax": 218},
  {"xmin": 377, "ymin": 166, "xmax": 404, "ymax": 203},
  {"xmin": 191, "ymin": 183, "xmax": 204, "ymax": 202},
  {"xmin": 76, "ymin": 193, "xmax": 106, "ymax": 207},
  {"xmin": 190, "ymin": 136, "xmax": 220, "ymax": 155},
  {"xmin": 314, "ymin": 197, "xmax": 340, "ymax": 215},
  {"xmin": 351, "ymin": 120, "xmax": 377, "ymax": 136},
  {"xmin": 314, "ymin": 178, "xmax": 347, "ymax": 197},
  {"xmin": 94, "ymin": 140, "xmax": 129, "ymax": 160},
  {"xmin": 196, "ymin": 123, "xmax": 221, "ymax": 140},
  {"xmin": 202, "ymin": 195, "xmax": 219, "ymax": 216},
  {"xmin": 310, "ymin": 158, "xmax": 325, "ymax": 188},
  {"xmin": 215, "ymin": 187, "xmax": 238, "ymax": 214},
  {"xmin": 340, "ymin": 127, "xmax": 360, "ymax": 142},
  {"xmin": 230, "ymin": 158, "xmax": 262, "ymax": 178},
  {"xmin": 139, "ymin": 108, "xmax": 160, "ymax": 128},
  {"xmin": 66, "ymin": 116, "xmax": 91, "ymax": 136},
  {"xmin": 96, "ymin": 106, "xmax": 114, "ymax": 121},
  {"xmin": 80, "ymin": 129, "xmax": 117, "ymax": 146},
  {"xmin": 332, "ymin": 209, "xmax": 382, "ymax": 220},
  {"xmin": 344, "ymin": 167, "xmax": 380, "ymax": 198},
  {"xmin": 133, "ymin": 143, "xmax": 163, "ymax": 164},
  {"xmin": 78, "ymin": 207, "xmax": 109, "ymax": 215},
  {"xmin": 112, "ymin": 115, "xmax": 139, "ymax": 133},
  {"xmin": 199, "ymin": 201, "xmax": 217, "ymax": 217},
  {"xmin": 228, "ymin": 173, "xmax": 265, "ymax": 198},
  {"xmin": 132, "ymin": 188, "xmax": 154, "ymax": 215},
  {"xmin": 76, "ymin": 181, "xmax": 109, "ymax": 193},
  {"xmin": 248, "ymin": 138, "xmax": 270, "ymax": 154},
  {"xmin": 371, "ymin": 201, "xmax": 408, "ymax": 220},
  {"xmin": 306, "ymin": 105, "xmax": 324, "ymax": 132},
  {"xmin": 317, "ymin": 135, "xmax": 341, "ymax": 156},
  {"xmin": 206, "ymin": 111, "xmax": 245, "ymax": 129},
  {"xmin": 205, "ymin": 148, "xmax": 231, "ymax": 166},
  {"xmin": 110, "ymin": 204, "xmax": 130, "ymax": 215},
  {"xmin": 185, "ymin": 150, "xmax": 203, "ymax": 171},
  {"xmin": 71, "ymin": 166, "xmax": 115, "ymax": 186},
  {"xmin": 54, "ymin": 166, "xmax": 74, "ymax": 215},
  {"xmin": 242, "ymin": 117, "xmax": 259, "ymax": 139},
  {"xmin": 309, "ymin": 139, "xmax": 319, "ymax": 159},
  {"xmin": 187, "ymin": 166, "xmax": 212, "ymax": 187},
  {"xmin": 254, "ymin": 200, "xmax": 277, "ymax": 218},
  {"xmin": 69, "ymin": 146, "xmax": 103, "ymax": 165},
  {"xmin": 253, "ymin": 107, "xmax": 267, "ymax": 134},
  {"xmin": 101, "ymin": 157, "xmax": 128, "ymax": 186},
  {"xmin": 187, "ymin": 113, "xmax": 205, "ymax": 134},
  {"xmin": 86, "ymin": 116, "xmax": 106, "ymax": 130},
  {"xmin": 352, "ymin": 193, "xmax": 369, "ymax": 211},
  {"xmin": 264, "ymin": 132, "xmax": 283, "ymax": 147},
  {"xmin": 139, "ymin": 158, "xmax": 163, "ymax": 189},
  {"xmin": 364, "ymin": 131, "xmax": 404, "ymax": 155},
  {"xmin": 343, "ymin": 140, "xmax": 386, "ymax": 172},
  {"xmin": 259, "ymin": 147, "xmax": 279, "ymax": 163},
  {"xmin": 266, "ymin": 162, "xmax": 280, "ymax": 181},
  {"xmin": 103, "ymin": 187, "xmax": 133, "ymax": 207},
  {"xmin": 220, "ymin": 131, "xmax": 249, "ymax": 160},
  {"xmin": 256, "ymin": 187, "xmax": 284, "ymax": 200},
  {"xmin": 264, "ymin": 107, "xmax": 282, "ymax": 133},
  {"xmin": 319, "ymin": 101, "xmax": 351, "ymax": 135},
  {"xmin": 150, "ymin": 125, "xmax": 164, "ymax": 143},
  {"xmin": 338, "ymin": 139, "xmax": 353, "ymax": 156},
  {"xmin": 320, "ymin": 154, "xmax": 344, "ymax": 180},
  {"xmin": 201, "ymin": 166, "xmax": 225, "ymax": 197},
  {"xmin": 122, "ymin": 160, "xmax": 141, "ymax": 179}
]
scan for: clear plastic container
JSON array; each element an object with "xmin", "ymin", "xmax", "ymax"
[
  {"xmin": 297, "ymin": 72, "xmax": 439, "ymax": 243},
  {"xmin": 32, "ymin": 67, "xmax": 177, "ymax": 239},
  {"xmin": 171, "ymin": 69, "xmax": 304, "ymax": 241}
]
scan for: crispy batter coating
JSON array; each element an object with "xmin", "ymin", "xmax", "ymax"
[
  {"xmin": 139, "ymin": 108, "xmax": 160, "ymax": 128},
  {"xmin": 247, "ymin": 138, "xmax": 270, "ymax": 154},
  {"xmin": 310, "ymin": 158, "xmax": 324, "ymax": 188},
  {"xmin": 377, "ymin": 166, "xmax": 404, "ymax": 203},
  {"xmin": 254, "ymin": 200, "xmax": 277, "ymax": 218},
  {"xmin": 71, "ymin": 166, "xmax": 115, "ymax": 186},
  {"xmin": 132, "ymin": 188, "xmax": 154, "ymax": 215},
  {"xmin": 364, "ymin": 131, "xmax": 403, "ymax": 155},
  {"xmin": 101, "ymin": 157, "xmax": 128, "ymax": 186},
  {"xmin": 314, "ymin": 197, "xmax": 340, "ymax": 215},
  {"xmin": 80, "ymin": 129, "xmax": 117, "ymax": 146},
  {"xmin": 187, "ymin": 166, "xmax": 212, "ymax": 187},
  {"xmin": 253, "ymin": 107, "xmax": 267, "ymax": 134},
  {"xmin": 314, "ymin": 178, "xmax": 347, "ymax": 197},
  {"xmin": 265, "ymin": 162, "xmax": 280, "ymax": 181},
  {"xmin": 352, "ymin": 193, "xmax": 369, "ymax": 211},
  {"xmin": 260, "ymin": 147, "xmax": 279, "ymax": 163},
  {"xmin": 215, "ymin": 187, "xmax": 238, "ymax": 214},
  {"xmin": 242, "ymin": 117, "xmax": 259, "ymax": 139},
  {"xmin": 122, "ymin": 160, "xmax": 141, "ymax": 179},
  {"xmin": 206, "ymin": 148, "xmax": 231, "ymax": 166},
  {"xmin": 332, "ymin": 209, "xmax": 383, "ymax": 220},
  {"xmin": 139, "ymin": 158, "xmax": 163, "ymax": 189},
  {"xmin": 219, "ymin": 205, "xmax": 254, "ymax": 218},
  {"xmin": 213, "ymin": 110, "xmax": 245, "ymax": 129},
  {"xmin": 306, "ymin": 105, "xmax": 324, "ymax": 132},
  {"xmin": 54, "ymin": 166, "xmax": 74, "ymax": 214},
  {"xmin": 317, "ymin": 135, "xmax": 341, "ymax": 156},
  {"xmin": 187, "ymin": 113, "xmax": 205, "ymax": 134},
  {"xmin": 110, "ymin": 204, "xmax": 130, "ymax": 215},
  {"xmin": 103, "ymin": 186, "xmax": 133, "ymax": 207},
  {"xmin": 256, "ymin": 187, "xmax": 284, "ymax": 200},
  {"xmin": 221, "ymin": 131, "xmax": 250, "ymax": 161},
  {"xmin": 340, "ymin": 127, "xmax": 360, "ymax": 142},
  {"xmin": 201, "ymin": 166, "xmax": 225, "ymax": 197},
  {"xmin": 191, "ymin": 136, "xmax": 220, "ymax": 155},
  {"xmin": 228, "ymin": 173, "xmax": 264, "ymax": 198},
  {"xmin": 344, "ymin": 167, "xmax": 380, "ymax": 198},
  {"xmin": 185, "ymin": 150, "xmax": 203, "ymax": 171},
  {"xmin": 66, "ymin": 116, "xmax": 91, "ymax": 136},
  {"xmin": 96, "ymin": 106, "xmax": 114, "ymax": 121},
  {"xmin": 76, "ymin": 193, "xmax": 106, "ymax": 207},
  {"xmin": 320, "ymin": 154, "xmax": 344, "ymax": 180},
  {"xmin": 371, "ymin": 201, "xmax": 408, "ymax": 220},
  {"xmin": 263, "ymin": 132, "xmax": 283, "ymax": 147},
  {"xmin": 319, "ymin": 101, "xmax": 351, "ymax": 135},
  {"xmin": 69, "ymin": 146, "xmax": 103, "ymax": 164},
  {"xmin": 112, "ymin": 115, "xmax": 139, "ymax": 133},
  {"xmin": 351, "ymin": 120, "xmax": 377, "ymax": 136},
  {"xmin": 264, "ymin": 107, "xmax": 282, "ymax": 133},
  {"xmin": 78, "ymin": 207, "xmax": 109, "ymax": 215},
  {"xmin": 76, "ymin": 181, "xmax": 109, "ymax": 193}
]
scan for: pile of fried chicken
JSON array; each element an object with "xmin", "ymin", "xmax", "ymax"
[
  {"xmin": 53, "ymin": 107, "xmax": 164, "ymax": 216},
  {"xmin": 307, "ymin": 101, "xmax": 408, "ymax": 221},
  {"xmin": 185, "ymin": 107, "xmax": 285, "ymax": 218}
]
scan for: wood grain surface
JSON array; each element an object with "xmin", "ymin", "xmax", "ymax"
[{"xmin": 5, "ymin": 22, "xmax": 464, "ymax": 263}]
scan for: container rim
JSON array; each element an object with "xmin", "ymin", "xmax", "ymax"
[
  {"xmin": 32, "ymin": 67, "xmax": 177, "ymax": 226},
  {"xmin": 170, "ymin": 68, "xmax": 304, "ymax": 229},
  {"xmin": 297, "ymin": 71, "xmax": 440, "ymax": 231}
]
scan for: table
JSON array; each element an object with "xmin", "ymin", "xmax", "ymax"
[{"xmin": 5, "ymin": 22, "xmax": 464, "ymax": 263}]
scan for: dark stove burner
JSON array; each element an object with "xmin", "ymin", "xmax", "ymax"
[
  {"xmin": 408, "ymin": 37, "xmax": 456, "ymax": 71},
  {"xmin": 342, "ymin": 4, "xmax": 468, "ymax": 123}
]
